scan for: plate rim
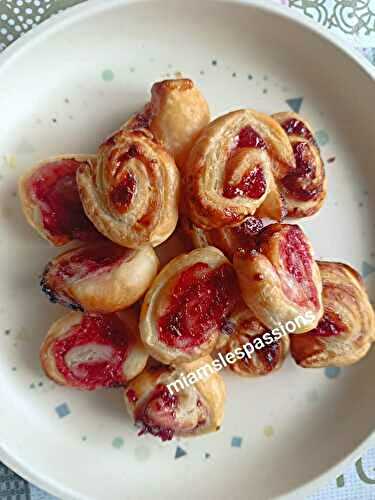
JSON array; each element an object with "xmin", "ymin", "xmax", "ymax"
[{"xmin": 0, "ymin": 1, "xmax": 374, "ymax": 499}]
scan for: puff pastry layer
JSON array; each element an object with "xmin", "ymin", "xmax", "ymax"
[
  {"xmin": 290, "ymin": 261, "xmax": 375, "ymax": 367},
  {"xmin": 272, "ymin": 112, "xmax": 327, "ymax": 217},
  {"xmin": 40, "ymin": 309, "xmax": 148, "ymax": 390},
  {"xmin": 125, "ymin": 78, "xmax": 210, "ymax": 167},
  {"xmin": 218, "ymin": 300, "xmax": 290, "ymax": 377},
  {"xmin": 41, "ymin": 242, "xmax": 159, "ymax": 313},
  {"xmin": 140, "ymin": 247, "xmax": 239, "ymax": 364},
  {"xmin": 181, "ymin": 215, "xmax": 263, "ymax": 260},
  {"xmin": 233, "ymin": 223, "xmax": 323, "ymax": 333},
  {"xmin": 77, "ymin": 128, "xmax": 180, "ymax": 248},
  {"xmin": 184, "ymin": 109, "xmax": 296, "ymax": 229},
  {"xmin": 18, "ymin": 155, "xmax": 99, "ymax": 246},
  {"xmin": 124, "ymin": 356, "xmax": 225, "ymax": 441}
]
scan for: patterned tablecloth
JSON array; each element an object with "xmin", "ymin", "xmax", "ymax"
[{"xmin": 0, "ymin": 1, "xmax": 374, "ymax": 499}]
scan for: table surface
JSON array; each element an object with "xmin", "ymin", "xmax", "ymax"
[{"xmin": 0, "ymin": 1, "xmax": 374, "ymax": 499}]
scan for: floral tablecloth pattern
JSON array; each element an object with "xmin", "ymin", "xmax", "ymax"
[{"xmin": 0, "ymin": 1, "xmax": 374, "ymax": 499}]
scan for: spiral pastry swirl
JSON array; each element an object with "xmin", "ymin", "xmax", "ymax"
[
  {"xmin": 272, "ymin": 112, "xmax": 327, "ymax": 217},
  {"xmin": 233, "ymin": 224, "xmax": 323, "ymax": 333},
  {"xmin": 40, "ymin": 309, "xmax": 148, "ymax": 390},
  {"xmin": 218, "ymin": 301, "xmax": 290, "ymax": 377},
  {"xmin": 77, "ymin": 128, "xmax": 180, "ymax": 248},
  {"xmin": 124, "ymin": 356, "xmax": 226, "ymax": 441},
  {"xmin": 290, "ymin": 262, "xmax": 375, "ymax": 367},
  {"xmin": 184, "ymin": 110, "xmax": 296, "ymax": 229}
]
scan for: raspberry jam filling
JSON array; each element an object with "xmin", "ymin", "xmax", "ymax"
[
  {"xmin": 135, "ymin": 384, "xmax": 178, "ymax": 441},
  {"xmin": 309, "ymin": 312, "xmax": 346, "ymax": 337},
  {"xmin": 223, "ymin": 166, "xmax": 266, "ymax": 199},
  {"xmin": 53, "ymin": 314, "xmax": 130, "ymax": 390},
  {"xmin": 236, "ymin": 126, "xmax": 267, "ymax": 150},
  {"xmin": 256, "ymin": 341, "xmax": 280, "ymax": 371},
  {"xmin": 233, "ymin": 216, "xmax": 263, "ymax": 249},
  {"xmin": 281, "ymin": 118, "xmax": 314, "ymax": 142},
  {"xmin": 158, "ymin": 263, "xmax": 238, "ymax": 350},
  {"xmin": 223, "ymin": 126, "xmax": 267, "ymax": 200},
  {"xmin": 108, "ymin": 145, "xmax": 139, "ymax": 213},
  {"xmin": 126, "ymin": 389, "xmax": 138, "ymax": 403},
  {"xmin": 282, "ymin": 142, "xmax": 321, "ymax": 201},
  {"xmin": 110, "ymin": 172, "xmax": 136, "ymax": 213},
  {"xmin": 279, "ymin": 227, "xmax": 318, "ymax": 307},
  {"xmin": 28, "ymin": 159, "xmax": 98, "ymax": 241},
  {"xmin": 55, "ymin": 243, "xmax": 129, "ymax": 281},
  {"xmin": 242, "ymin": 335, "xmax": 281, "ymax": 372}
]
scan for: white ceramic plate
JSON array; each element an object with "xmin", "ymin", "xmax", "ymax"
[{"xmin": 0, "ymin": 1, "xmax": 374, "ymax": 499}]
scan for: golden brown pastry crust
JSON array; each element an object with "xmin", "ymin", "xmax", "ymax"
[
  {"xmin": 218, "ymin": 301, "xmax": 290, "ymax": 377},
  {"xmin": 181, "ymin": 215, "xmax": 263, "ymax": 260},
  {"xmin": 140, "ymin": 247, "xmax": 238, "ymax": 364},
  {"xmin": 272, "ymin": 112, "xmax": 327, "ymax": 217},
  {"xmin": 233, "ymin": 223, "xmax": 323, "ymax": 333},
  {"xmin": 125, "ymin": 78, "xmax": 210, "ymax": 167},
  {"xmin": 76, "ymin": 128, "xmax": 180, "ymax": 248},
  {"xmin": 183, "ymin": 109, "xmax": 296, "ymax": 229},
  {"xmin": 41, "ymin": 242, "xmax": 159, "ymax": 313},
  {"xmin": 290, "ymin": 261, "xmax": 375, "ymax": 367},
  {"xmin": 40, "ymin": 309, "xmax": 148, "ymax": 389},
  {"xmin": 18, "ymin": 154, "xmax": 97, "ymax": 246},
  {"xmin": 124, "ymin": 355, "xmax": 225, "ymax": 440}
]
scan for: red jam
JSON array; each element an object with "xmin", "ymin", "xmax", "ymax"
[
  {"xmin": 158, "ymin": 263, "xmax": 238, "ymax": 350},
  {"xmin": 236, "ymin": 126, "xmax": 266, "ymax": 150},
  {"xmin": 282, "ymin": 142, "xmax": 321, "ymax": 201},
  {"xmin": 223, "ymin": 126, "xmax": 267, "ymax": 200},
  {"xmin": 108, "ymin": 145, "xmax": 139, "ymax": 213},
  {"xmin": 256, "ymin": 341, "xmax": 280, "ymax": 371},
  {"xmin": 279, "ymin": 226, "xmax": 318, "ymax": 307},
  {"xmin": 243, "ymin": 335, "xmax": 280, "ymax": 372},
  {"xmin": 102, "ymin": 134, "xmax": 116, "ymax": 147},
  {"xmin": 126, "ymin": 389, "xmax": 138, "ymax": 403},
  {"xmin": 233, "ymin": 216, "xmax": 263, "ymax": 251},
  {"xmin": 55, "ymin": 243, "xmax": 128, "ymax": 280},
  {"xmin": 281, "ymin": 118, "xmax": 314, "ymax": 142},
  {"xmin": 128, "ymin": 107, "xmax": 152, "ymax": 130},
  {"xmin": 135, "ymin": 384, "xmax": 177, "ymax": 441},
  {"xmin": 53, "ymin": 314, "xmax": 130, "ymax": 390},
  {"xmin": 235, "ymin": 216, "xmax": 263, "ymax": 236},
  {"xmin": 309, "ymin": 312, "xmax": 346, "ymax": 337},
  {"xmin": 110, "ymin": 172, "xmax": 136, "ymax": 213},
  {"xmin": 223, "ymin": 166, "xmax": 266, "ymax": 199},
  {"xmin": 28, "ymin": 159, "xmax": 99, "ymax": 242}
]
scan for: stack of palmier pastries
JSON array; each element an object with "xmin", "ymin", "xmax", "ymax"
[{"xmin": 19, "ymin": 77, "xmax": 375, "ymax": 441}]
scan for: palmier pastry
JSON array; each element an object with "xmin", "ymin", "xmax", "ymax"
[
  {"xmin": 124, "ymin": 356, "xmax": 225, "ymax": 441},
  {"xmin": 125, "ymin": 78, "xmax": 210, "ymax": 167},
  {"xmin": 218, "ymin": 301, "xmax": 290, "ymax": 376},
  {"xmin": 18, "ymin": 155, "xmax": 99, "ymax": 246},
  {"xmin": 272, "ymin": 112, "xmax": 327, "ymax": 217},
  {"xmin": 233, "ymin": 224, "xmax": 323, "ymax": 333},
  {"xmin": 183, "ymin": 109, "xmax": 296, "ymax": 229},
  {"xmin": 77, "ymin": 128, "xmax": 180, "ymax": 248},
  {"xmin": 41, "ymin": 242, "xmax": 159, "ymax": 312},
  {"xmin": 181, "ymin": 215, "xmax": 263, "ymax": 260},
  {"xmin": 40, "ymin": 310, "xmax": 148, "ymax": 390},
  {"xmin": 140, "ymin": 247, "xmax": 239, "ymax": 364},
  {"xmin": 290, "ymin": 261, "xmax": 375, "ymax": 367}
]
